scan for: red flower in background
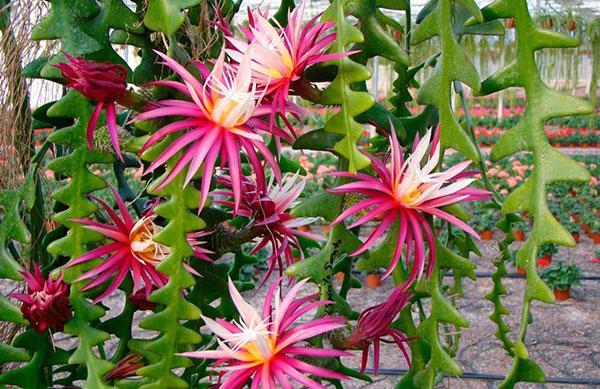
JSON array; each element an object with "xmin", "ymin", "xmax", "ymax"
[
  {"xmin": 55, "ymin": 54, "xmax": 128, "ymax": 160},
  {"xmin": 10, "ymin": 264, "xmax": 72, "ymax": 333},
  {"xmin": 341, "ymin": 286, "xmax": 411, "ymax": 375}
]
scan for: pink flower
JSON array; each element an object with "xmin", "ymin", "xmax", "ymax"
[
  {"xmin": 55, "ymin": 54, "xmax": 127, "ymax": 160},
  {"xmin": 486, "ymin": 168, "xmax": 498, "ymax": 177},
  {"xmin": 135, "ymin": 50, "xmax": 286, "ymax": 212},
  {"xmin": 506, "ymin": 177, "xmax": 518, "ymax": 187},
  {"xmin": 500, "ymin": 189, "xmax": 509, "ymax": 195},
  {"xmin": 182, "ymin": 278, "xmax": 348, "ymax": 388},
  {"xmin": 497, "ymin": 171, "xmax": 510, "ymax": 178},
  {"xmin": 69, "ymin": 186, "xmax": 203, "ymax": 302},
  {"xmin": 10, "ymin": 264, "xmax": 72, "ymax": 333},
  {"xmin": 341, "ymin": 286, "xmax": 411, "ymax": 375},
  {"xmin": 214, "ymin": 174, "xmax": 319, "ymax": 285},
  {"xmin": 329, "ymin": 128, "xmax": 490, "ymax": 285},
  {"xmin": 226, "ymin": 3, "xmax": 348, "ymax": 126}
]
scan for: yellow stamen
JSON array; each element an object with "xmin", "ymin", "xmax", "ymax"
[
  {"xmin": 401, "ymin": 186, "xmax": 421, "ymax": 207},
  {"xmin": 129, "ymin": 216, "xmax": 170, "ymax": 266}
]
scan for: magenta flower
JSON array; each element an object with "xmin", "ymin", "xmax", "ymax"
[
  {"xmin": 341, "ymin": 286, "xmax": 411, "ymax": 375},
  {"xmin": 330, "ymin": 128, "xmax": 490, "ymax": 285},
  {"xmin": 69, "ymin": 187, "xmax": 204, "ymax": 302},
  {"xmin": 68, "ymin": 187, "xmax": 169, "ymax": 302},
  {"xmin": 55, "ymin": 54, "xmax": 128, "ymax": 160},
  {"xmin": 181, "ymin": 278, "xmax": 349, "ymax": 388},
  {"xmin": 226, "ymin": 3, "xmax": 349, "ymax": 126},
  {"xmin": 135, "ymin": 50, "xmax": 287, "ymax": 212},
  {"xmin": 214, "ymin": 174, "xmax": 319, "ymax": 284},
  {"xmin": 10, "ymin": 264, "xmax": 72, "ymax": 333}
]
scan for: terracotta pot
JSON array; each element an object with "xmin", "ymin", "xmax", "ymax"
[
  {"xmin": 537, "ymin": 255, "xmax": 551, "ymax": 268},
  {"xmin": 516, "ymin": 267, "xmax": 527, "ymax": 275},
  {"xmin": 513, "ymin": 230, "xmax": 525, "ymax": 241},
  {"xmin": 582, "ymin": 224, "xmax": 592, "ymax": 235},
  {"xmin": 335, "ymin": 272, "xmax": 344, "ymax": 281},
  {"xmin": 365, "ymin": 274, "xmax": 381, "ymax": 288},
  {"xmin": 592, "ymin": 233, "xmax": 600, "ymax": 244},
  {"xmin": 553, "ymin": 288, "xmax": 570, "ymax": 301},
  {"xmin": 572, "ymin": 232, "xmax": 580, "ymax": 244},
  {"xmin": 480, "ymin": 230, "xmax": 493, "ymax": 240}
]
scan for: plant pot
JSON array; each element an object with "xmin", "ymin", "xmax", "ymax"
[
  {"xmin": 553, "ymin": 288, "xmax": 570, "ymax": 301},
  {"xmin": 581, "ymin": 224, "xmax": 592, "ymax": 235},
  {"xmin": 572, "ymin": 232, "xmax": 580, "ymax": 244},
  {"xmin": 480, "ymin": 230, "xmax": 493, "ymax": 240},
  {"xmin": 590, "ymin": 233, "xmax": 600, "ymax": 244},
  {"xmin": 537, "ymin": 255, "xmax": 551, "ymax": 268},
  {"xmin": 516, "ymin": 267, "xmax": 527, "ymax": 275},
  {"xmin": 335, "ymin": 272, "xmax": 344, "ymax": 281},
  {"xmin": 513, "ymin": 230, "xmax": 525, "ymax": 241},
  {"xmin": 365, "ymin": 274, "xmax": 381, "ymax": 288}
]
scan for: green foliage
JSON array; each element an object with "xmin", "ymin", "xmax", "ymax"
[
  {"xmin": 144, "ymin": 0, "xmax": 201, "ymax": 37},
  {"xmin": 320, "ymin": 0, "xmax": 375, "ymax": 172},
  {"xmin": 539, "ymin": 261, "xmax": 582, "ymax": 291},
  {"xmin": 413, "ymin": 241, "xmax": 476, "ymax": 387},
  {"xmin": 31, "ymin": 0, "xmax": 143, "ymax": 77},
  {"xmin": 412, "ymin": 0, "xmax": 484, "ymax": 161},
  {"xmin": 469, "ymin": 0, "xmax": 594, "ymax": 386},
  {"xmin": 130, "ymin": 145, "xmax": 204, "ymax": 388},
  {"xmin": 45, "ymin": 90, "xmax": 115, "ymax": 388}
]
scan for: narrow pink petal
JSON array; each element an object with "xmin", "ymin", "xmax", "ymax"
[{"xmin": 87, "ymin": 102, "xmax": 103, "ymax": 150}]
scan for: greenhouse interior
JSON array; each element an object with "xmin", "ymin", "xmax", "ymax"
[{"xmin": 0, "ymin": 0, "xmax": 598, "ymax": 387}]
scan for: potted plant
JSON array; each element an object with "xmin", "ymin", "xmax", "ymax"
[
  {"xmin": 585, "ymin": 218, "xmax": 600, "ymax": 244},
  {"xmin": 592, "ymin": 249, "xmax": 600, "ymax": 264},
  {"xmin": 472, "ymin": 208, "xmax": 498, "ymax": 240},
  {"xmin": 513, "ymin": 221, "xmax": 527, "ymax": 241},
  {"xmin": 537, "ymin": 243, "xmax": 558, "ymax": 268},
  {"xmin": 365, "ymin": 270, "xmax": 382, "ymax": 288},
  {"xmin": 540, "ymin": 261, "xmax": 582, "ymax": 301}
]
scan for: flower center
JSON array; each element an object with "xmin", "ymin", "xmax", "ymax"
[
  {"xmin": 400, "ymin": 186, "xmax": 422, "ymax": 207},
  {"xmin": 129, "ymin": 216, "xmax": 170, "ymax": 266}
]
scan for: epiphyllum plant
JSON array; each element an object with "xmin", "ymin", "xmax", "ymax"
[
  {"xmin": 135, "ymin": 50, "xmax": 288, "ymax": 212},
  {"xmin": 215, "ymin": 174, "xmax": 318, "ymax": 283},
  {"xmin": 182, "ymin": 278, "xmax": 349, "ymax": 388},
  {"xmin": 55, "ymin": 54, "xmax": 128, "ymax": 160},
  {"xmin": 226, "ymin": 3, "xmax": 345, "ymax": 124},
  {"xmin": 330, "ymin": 128, "xmax": 491, "ymax": 285}
]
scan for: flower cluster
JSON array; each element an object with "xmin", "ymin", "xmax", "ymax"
[{"xmin": 26, "ymin": 3, "xmax": 499, "ymax": 386}]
